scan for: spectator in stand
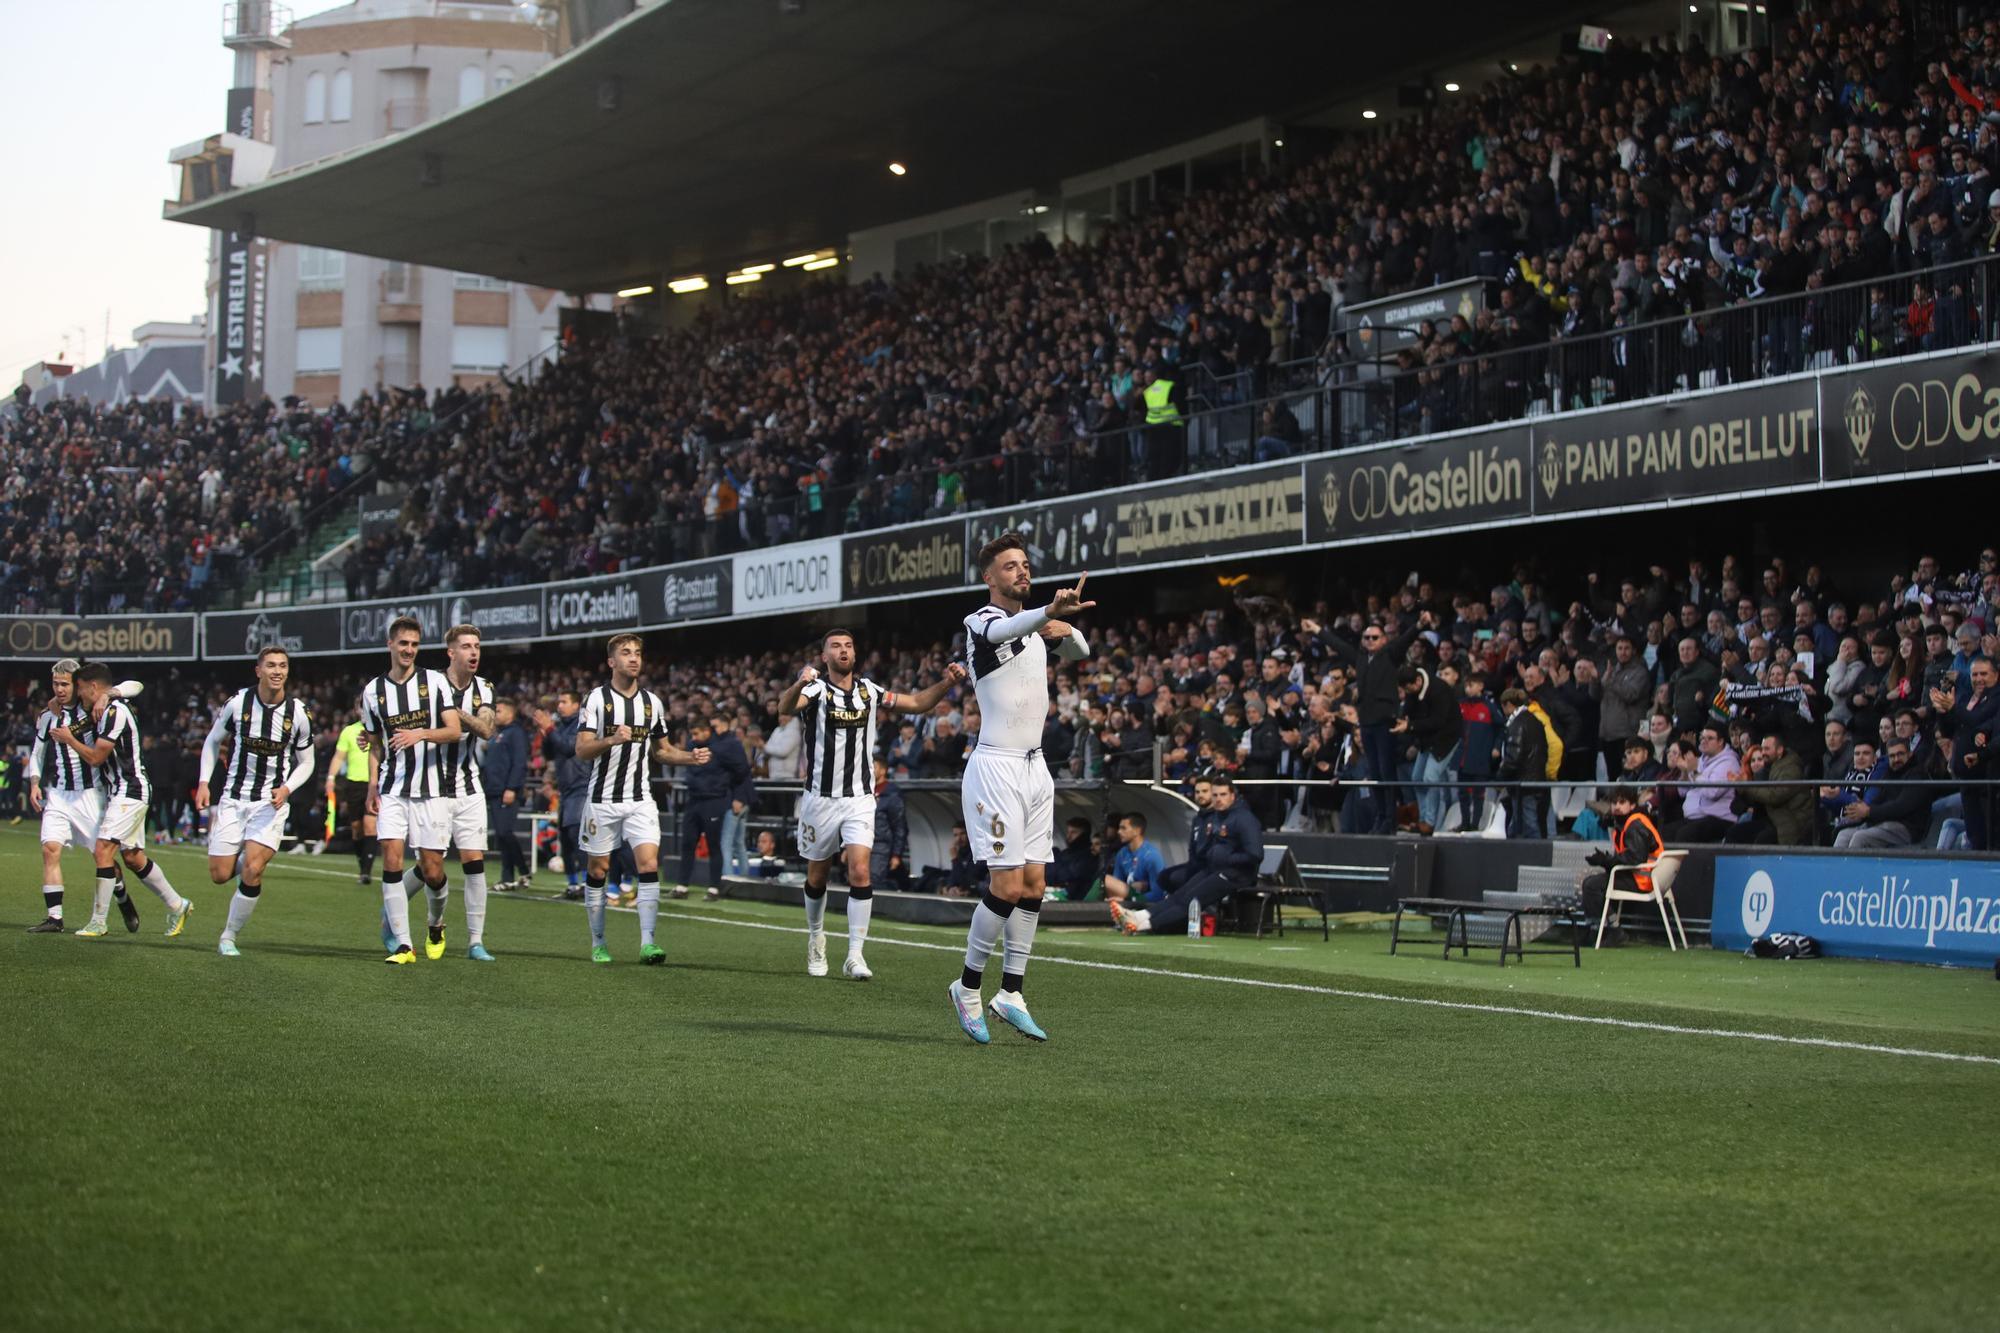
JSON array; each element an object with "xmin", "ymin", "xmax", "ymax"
[
  {"xmin": 1496, "ymin": 688, "xmax": 1546, "ymax": 839},
  {"xmin": 1668, "ymin": 638, "xmax": 1721, "ymax": 736},
  {"xmin": 1728, "ymin": 728, "xmax": 1815, "ymax": 845},
  {"xmin": 1455, "ymin": 671, "xmax": 1499, "ymax": 831},
  {"xmin": 1598, "ymin": 635, "xmax": 1655, "ymax": 776},
  {"xmin": 1664, "ymin": 723, "xmax": 1741, "ymax": 843},
  {"xmin": 1394, "ymin": 664, "xmax": 1461, "ymax": 835},
  {"xmin": 1833, "ymin": 737, "xmax": 1935, "ymax": 849},
  {"xmin": 1309, "ymin": 611, "xmax": 1428, "ymax": 833},
  {"xmin": 1932, "ymin": 655, "xmax": 1999, "ymax": 849}
]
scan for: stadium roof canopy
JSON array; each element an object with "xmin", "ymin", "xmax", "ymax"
[{"xmin": 166, "ymin": 0, "xmax": 1595, "ymax": 292}]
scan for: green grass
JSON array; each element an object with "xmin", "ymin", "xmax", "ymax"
[{"xmin": 3, "ymin": 827, "xmax": 1997, "ymax": 1331}]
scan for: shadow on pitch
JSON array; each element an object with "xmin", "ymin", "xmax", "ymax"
[{"xmin": 691, "ymin": 1018, "xmax": 949, "ymax": 1046}]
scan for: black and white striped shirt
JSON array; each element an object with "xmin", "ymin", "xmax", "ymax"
[
  {"xmin": 96, "ymin": 699, "xmax": 149, "ymax": 802},
  {"xmin": 797, "ymin": 677, "xmax": 885, "ymax": 799},
  {"xmin": 30, "ymin": 703, "xmax": 98, "ymax": 794},
  {"xmin": 203, "ymin": 688, "xmax": 314, "ymax": 803},
  {"xmin": 359, "ymin": 668, "xmax": 456, "ymax": 799},
  {"xmin": 580, "ymin": 685, "xmax": 668, "ymax": 805},
  {"xmin": 438, "ymin": 675, "xmax": 494, "ymax": 799}
]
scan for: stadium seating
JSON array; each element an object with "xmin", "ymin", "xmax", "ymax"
[{"xmin": 10, "ymin": 9, "xmax": 2000, "ymax": 613}]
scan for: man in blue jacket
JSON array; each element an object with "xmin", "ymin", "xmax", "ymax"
[
  {"xmin": 538, "ymin": 691, "xmax": 590, "ymax": 900},
  {"xmin": 482, "ymin": 698, "xmax": 530, "ymax": 890},
  {"xmin": 1110, "ymin": 774, "xmax": 1262, "ymax": 934},
  {"xmin": 868, "ymin": 758, "xmax": 909, "ymax": 892},
  {"xmin": 678, "ymin": 713, "xmax": 749, "ymax": 900}
]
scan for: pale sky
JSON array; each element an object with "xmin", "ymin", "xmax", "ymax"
[{"xmin": 0, "ymin": 1, "xmax": 342, "ymax": 378}]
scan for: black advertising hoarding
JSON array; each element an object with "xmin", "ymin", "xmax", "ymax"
[
  {"xmin": 443, "ymin": 588, "xmax": 546, "ymax": 644},
  {"xmin": 215, "ymin": 229, "xmax": 256, "ymax": 407},
  {"xmin": 205, "ymin": 606, "xmax": 345, "ymax": 658},
  {"xmin": 1305, "ymin": 428, "xmax": 1531, "ymax": 544},
  {"xmin": 843, "ymin": 520, "xmax": 967, "ymax": 600},
  {"xmin": 0, "ymin": 614, "xmax": 199, "ymax": 662},
  {"xmin": 637, "ymin": 559, "xmax": 732, "ymax": 626},
  {"xmin": 965, "ymin": 497, "xmax": 1117, "ymax": 583},
  {"xmin": 1531, "ymin": 377, "xmax": 1819, "ymax": 513},
  {"xmin": 341, "ymin": 598, "xmax": 446, "ymax": 653},
  {"xmin": 1109, "ymin": 460, "xmax": 1303, "ymax": 567},
  {"xmin": 1821, "ymin": 347, "xmax": 2000, "ymax": 482}
]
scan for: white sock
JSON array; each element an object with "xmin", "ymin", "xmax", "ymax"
[
  {"xmin": 961, "ymin": 894, "xmax": 1012, "ymax": 981},
  {"xmin": 1001, "ymin": 897, "xmax": 1041, "ymax": 984},
  {"xmin": 381, "ymin": 874, "xmax": 412, "ymax": 949},
  {"xmin": 847, "ymin": 893, "xmax": 873, "ymax": 958},
  {"xmin": 463, "ymin": 869, "xmax": 488, "ymax": 946},
  {"xmin": 637, "ymin": 878, "xmax": 660, "ymax": 947},
  {"xmin": 403, "ymin": 866, "xmax": 423, "ymax": 900},
  {"xmin": 92, "ymin": 870, "xmax": 116, "ymax": 922},
  {"xmin": 137, "ymin": 859, "xmax": 183, "ymax": 912},
  {"xmin": 222, "ymin": 888, "xmax": 259, "ymax": 942},
  {"xmin": 586, "ymin": 880, "xmax": 607, "ymax": 947},
  {"xmin": 1132, "ymin": 908, "xmax": 1152, "ymax": 933},
  {"xmin": 804, "ymin": 886, "xmax": 827, "ymax": 934},
  {"xmin": 425, "ymin": 876, "xmax": 449, "ymax": 929},
  {"xmin": 42, "ymin": 884, "xmax": 63, "ymax": 921}
]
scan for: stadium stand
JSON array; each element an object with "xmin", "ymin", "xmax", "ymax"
[{"xmin": 12, "ymin": 7, "xmax": 2000, "ymax": 613}]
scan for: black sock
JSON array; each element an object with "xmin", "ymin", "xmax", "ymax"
[
  {"xmin": 1000, "ymin": 971, "xmax": 1024, "ymax": 995},
  {"xmin": 961, "ymin": 964, "xmax": 986, "ymax": 990}
]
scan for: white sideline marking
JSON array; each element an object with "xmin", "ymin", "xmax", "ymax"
[
  {"xmin": 658, "ymin": 909, "xmax": 2000, "ymax": 1069},
  {"xmin": 16, "ymin": 833, "xmax": 1992, "ymax": 1067}
]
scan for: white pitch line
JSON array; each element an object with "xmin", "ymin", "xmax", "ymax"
[
  {"xmin": 656, "ymin": 908, "xmax": 2000, "ymax": 1069},
  {"xmin": 13, "ymin": 831, "xmax": 1992, "ymax": 1068}
]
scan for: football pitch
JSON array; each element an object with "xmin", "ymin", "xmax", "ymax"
[{"xmin": 4, "ymin": 828, "xmax": 1996, "ymax": 1331}]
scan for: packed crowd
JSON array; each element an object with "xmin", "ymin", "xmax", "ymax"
[
  {"xmin": 7, "ymin": 541, "xmax": 1995, "ymax": 875},
  {"xmin": 13, "ymin": 5, "xmax": 2000, "ymax": 612}
]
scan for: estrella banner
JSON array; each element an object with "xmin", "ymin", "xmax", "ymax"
[{"xmin": 1712, "ymin": 853, "xmax": 2000, "ymax": 968}]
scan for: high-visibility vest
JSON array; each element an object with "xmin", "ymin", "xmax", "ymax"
[
  {"xmin": 1613, "ymin": 810, "xmax": 1663, "ymax": 893},
  {"xmin": 1143, "ymin": 378, "xmax": 1183, "ymax": 426}
]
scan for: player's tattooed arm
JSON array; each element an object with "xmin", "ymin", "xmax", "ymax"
[
  {"xmin": 654, "ymin": 739, "xmax": 712, "ymax": 767},
  {"xmin": 887, "ymin": 661, "xmax": 968, "ymax": 714},
  {"xmin": 459, "ymin": 703, "xmax": 500, "ymax": 740}
]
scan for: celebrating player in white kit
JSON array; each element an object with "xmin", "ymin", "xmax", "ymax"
[
  {"xmin": 434, "ymin": 623, "xmax": 500, "ymax": 962},
  {"xmin": 361, "ymin": 615, "xmax": 463, "ymax": 965},
  {"xmin": 574, "ymin": 633, "xmax": 710, "ymax": 966},
  {"xmin": 775, "ymin": 629, "xmax": 967, "ymax": 980},
  {"xmin": 947, "ymin": 535, "xmax": 1093, "ymax": 1043},
  {"xmin": 68, "ymin": 663, "xmax": 192, "ymax": 939},
  {"xmin": 196, "ymin": 645, "xmax": 316, "ymax": 955},
  {"xmin": 25, "ymin": 658, "xmax": 104, "ymax": 934}
]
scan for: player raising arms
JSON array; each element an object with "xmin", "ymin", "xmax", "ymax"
[
  {"xmin": 195, "ymin": 645, "xmax": 315, "ymax": 956},
  {"xmin": 574, "ymin": 633, "xmax": 709, "ymax": 965},
  {"xmin": 947, "ymin": 535, "xmax": 1092, "ymax": 1044},
  {"xmin": 775, "ymin": 629, "xmax": 967, "ymax": 980},
  {"xmin": 434, "ymin": 624, "xmax": 499, "ymax": 962},
  {"xmin": 68, "ymin": 663, "xmax": 192, "ymax": 939},
  {"xmin": 25, "ymin": 658, "xmax": 104, "ymax": 934},
  {"xmin": 361, "ymin": 616, "xmax": 462, "ymax": 965}
]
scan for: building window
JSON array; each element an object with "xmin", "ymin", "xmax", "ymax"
[
  {"xmin": 451, "ymin": 326, "xmax": 508, "ymax": 371},
  {"xmin": 458, "ymin": 65, "xmax": 486, "ymax": 108},
  {"xmin": 329, "ymin": 69, "xmax": 353, "ymax": 122},
  {"xmin": 295, "ymin": 327, "xmax": 342, "ymax": 374},
  {"xmin": 304, "ymin": 72, "xmax": 326, "ymax": 124},
  {"xmin": 493, "ymin": 66, "xmax": 515, "ymax": 93},
  {"xmin": 453, "ymin": 271, "xmax": 509, "ymax": 291},
  {"xmin": 297, "ymin": 246, "xmax": 346, "ymax": 290}
]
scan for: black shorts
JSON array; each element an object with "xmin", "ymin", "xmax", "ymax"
[{"xmin": 336, "ymin": 778, "xmax": 370, "ymax": 824}]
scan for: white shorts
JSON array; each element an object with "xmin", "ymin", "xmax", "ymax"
[
  {"xmin": 445, "ymin": 793, "xmax": 488, "ymax": 851},
  {"xmin": 378, "ymin": 794, "xmax": 450, "ymax": 851},
  {"xmin": 207, "ymin": 798, "xmax": 288, "ymax": 856},
  {"xmin": 580, "ymin": 799, "xmax": 659, "ymax": 856},
  {"xmin": 97, "ymin": 794, "xmax": 150, "ymax": 851},
  {"xmin": 962, "ymin": 747, "xmax": 1055, "ymax": 869},
  {"xmin": 797, "ymin": 793, "xmax": 875, "ymax": 862},
  {"xmin": 40, "ymin": 788, "xmax": 105, "ymax": 851}
]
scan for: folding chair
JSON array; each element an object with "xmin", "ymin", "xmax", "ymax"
[{"xmin": 1594, "ymin": 848, "xmax": 1689, "ymax": 950}]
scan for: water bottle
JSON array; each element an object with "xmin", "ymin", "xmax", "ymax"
[{"xmin": 1187, "ymin": 899, "xmax": 1201, "ymax": 939}]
